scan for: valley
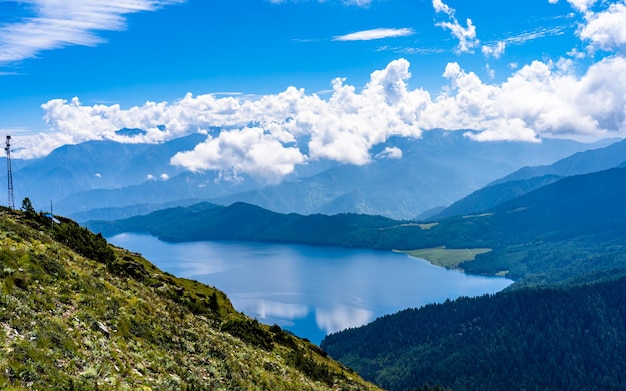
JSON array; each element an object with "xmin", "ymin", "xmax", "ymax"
[{"xmin": 4, "ymin": 1, "xmax": 626, "ymax": 389}]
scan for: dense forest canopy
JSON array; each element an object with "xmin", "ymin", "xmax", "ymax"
[{"xmin": 322, "ymin": 276, "xmax": 626, "ymax": 391}]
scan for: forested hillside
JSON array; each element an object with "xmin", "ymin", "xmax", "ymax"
[
  {"xmin": 87, "ymin": 201, "xmax": 407, "ymax": 247},
  {"xmin": 322, "ymin": 276, "xmax": 626, "ymax": 391},
  {"xmin": 432, "ymin": 137, "xmax": 626, "ymax": 220},
  {"xmin": 431, "ymin": 174, "xmax": 562, "ymax": 219}
]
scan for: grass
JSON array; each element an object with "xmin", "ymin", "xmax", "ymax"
[{"xmin": 400, "ymin": 247, "xmax": 492, "ymax": 269}]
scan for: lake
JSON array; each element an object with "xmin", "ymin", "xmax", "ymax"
[{"xmin": 108, "ymin": 233, "xmax": 513, "ymax": 344}]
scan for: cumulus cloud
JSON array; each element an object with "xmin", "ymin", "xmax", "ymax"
[
  {"xmin": 432, "ymin": 0, "xmax": 479, "ymax": 54},
  {"xmin": 170, "ymin": 126, "xmax": 306, "ymax": 184},
  {"xmin": 444, "ymin": 57, "xmax": 626, "ymax": 141},
  {"xmin": 579, "ymin": 1, "xmax": 626, "ymax": 51},
  {"xmin": 564, "ymin": 0, "xmax": 598, "ymax": 13},
  {"xmin": 0, "ymin": 0, "xmax": 184, "ymax": 64},
  {"xmin": 15, "ymin": 56, "xmax": 626, "ymax": 182},
  {"xmin": 333, "ymin": 28, "xmax": 414, "ymax": 41}
]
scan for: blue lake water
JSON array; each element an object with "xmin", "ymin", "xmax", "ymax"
[{"xmin": 108, "ymin": 233, "xmax": 513, "ymax": 344}]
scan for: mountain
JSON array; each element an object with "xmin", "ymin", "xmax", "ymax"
[
  {"xmin": 206, "ymin": 131, "xmax": 607, "ymax": 219},
  {"xmin": 430, "ymin": 174, "xmax": 562, "ymax": 220},
  {"xmin": 0, "ymin": 207, "xmax": 380, "ymax": 390},
  {"xmin": 6, "ymin": 129, "xmax": 606, "ymax": 220},
  {"xmin": 67, "ymin": 198, "xmax": 206, "ymax": 223},
  {"xmin": 321, "ymin": 275, "xmax": 626, "ymax": 391},
  {"xmin": 3, "ymin": 133, "xmax": 209, "ymax": 211},
  {"xmin": 490, "ymin": 137, "xmax": 626, "ymax": 186},
  {"xmin": 86, "ymin": 201, "xmax": 403, "ymax": 246},
  {"xmin": 431, "ymin": 137, "xmax": 626, "ymax": 219},
  {"xmin": 52, "ymin": 170, "xmax": 266, "ymax": 216},
  {"xmin": 87, "ymin": 167, "xmax": 626, "ymax": 287}
]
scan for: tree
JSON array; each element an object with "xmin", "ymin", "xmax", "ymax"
[{"xmin": 21, "ymin": 197, "xmax": 36, "ymax": 216}]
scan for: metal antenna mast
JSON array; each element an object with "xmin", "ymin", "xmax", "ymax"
[{"xmin": 5, "ymin": 135, "xmax": 15, "ymax": 209}]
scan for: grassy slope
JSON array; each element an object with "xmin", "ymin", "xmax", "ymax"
[
  {"xmin": 0, "ymin": 208, "xmax": 380, "ymax": 391},
  {"xmin": 401, "ymin": 248, "xmax": 492, "ymax": 270}
]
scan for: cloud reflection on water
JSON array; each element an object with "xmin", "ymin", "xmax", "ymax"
[
  {"xmin": 315, "ymin": 306, "xmax": 374, "ymax": 335},
  {"xmin": 232, "ymin": 297, "xmax": 309, "ymax": 327},
  {"xmin": 230, "ymin": 295, "xmax": 374, "ymax": 335}
]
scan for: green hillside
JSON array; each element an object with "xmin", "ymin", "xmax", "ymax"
[
  {"xmin": 431, "ymin": 174, "xmax": 562, "ymax": 220},
  {"xmin": 0, "ymin": 208, "xmax": 381, "ymax": 390},
  {"xmin": 86, "ymin": 201, "xmax": 408, "ymax": 248},
  {"xmin": 322, "ymin": 276, "xmax": 626, "ymax": 391}
]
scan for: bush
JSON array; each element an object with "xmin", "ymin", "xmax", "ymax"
[
  {"xmin": 221, "ymin": 319, "xmax": 274, "ymax": 351},
  {"xmin": 52, "ymin": 219, "xmax": 115, "ymax": 265}
]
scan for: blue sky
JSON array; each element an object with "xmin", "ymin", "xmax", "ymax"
[{"xmin": 1, "ymin": 0, "xmax": 626, "ymax": 181}]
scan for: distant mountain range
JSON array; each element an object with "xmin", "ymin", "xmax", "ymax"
[
  {"xmin": 204, "ymin": 132, "xmax": 608, "ymax": 219},
  {"xmin": 1, "ymin": 129, "xmax": 611, "ymax": 220},
  {"xmin": 3, "ymin": 133, "xmax": 209, "ymax": 207},
  {"xmin": 87, "ymin": 165, "xmax": 626, "ymax": 287},
  {"xmin": 430, "ymin": 137, "xmax": 626, "ymax": 220}
]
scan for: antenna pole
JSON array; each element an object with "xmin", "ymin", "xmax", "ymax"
[{"xmin": 5, "ymin": 135, "xmax": 15, "ymax": 209}]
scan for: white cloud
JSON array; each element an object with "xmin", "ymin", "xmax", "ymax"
[
  {"xmin": 432, "ymin": 0, "xmax": 479, "ymax": 53},
  {"xmin": 14, "ymin": 56, "xmax": 626, "ymax": 182},
  {"xmin": 482, "ymin": 41, "xmax": 506, "ymax": 59},
  {"xmin": 579, "ymin": 2, "xmax": 626, "ymax": 51},
  {"xmin": 333, "ymin": 28, "xmax": 414, "ymax": 41},
  {"xmin": 548, "ymin": 0, "xmax": 599, "ymax": 13},
  {"xmin": 375, "ymin": 146, "xmax": 403, "ymax": 159},
  {"xmin": 0, "ymin": 0, "xmax": 184, "ymax": 65},
  {"xmin": 160, "ymin": 173, "xmax": 170, "ymax": 181},
  {"xmin": 344, "ymin": 0, "xmax": 372, "ymax": 5},
  {"xmin": 432, "ymin": 0, "xmax": 454, "ymax": 16},
  {"xmin": 566, "ymin": 0, "xmax": 598, "ymax": 13},
  {"xmin": 460, "ymin": 56, "xmax": 626, "ymax": 141},
  {"xmin": 514, "ymin": 26, "xmax": 568, "ymax": 44},
  {"xmin": 170, "ymin": 126, "xmax": 306, "ymax": 184}
]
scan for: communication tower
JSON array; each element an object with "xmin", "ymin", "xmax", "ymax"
[{"xmin": 5, "ymin": 135, "xmax": 15, "ymax": 209}]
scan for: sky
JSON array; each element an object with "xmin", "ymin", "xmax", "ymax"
[{"xmin": 1, "ymin": 0, "xmax": 626, "ymax": 182}]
